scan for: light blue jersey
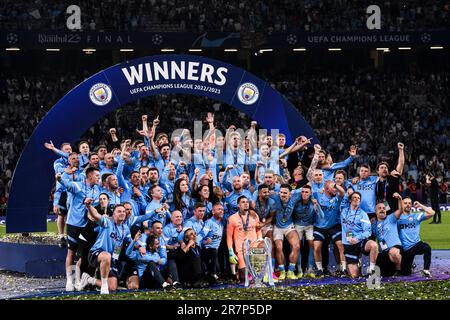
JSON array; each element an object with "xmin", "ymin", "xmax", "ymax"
[
  {"xmin": 223, "ymin": 148, "xmax": 248, "ymax": 180},
  {"xmin": 59, "ymin": 178, "xmax": 100, "ymax": 227},
  {"xmin": 126, "ymin": 239, "xmax": 167, "ymax": 277},
  {"xmin": 373, "ymin": 214, "xmax": 402, "ymax": 251},
  {"xmin": 193, "ymin": 152, "xmax": 218, "ymax": 185},
  {"xmin": 272, "ymin": 195, "xmax": 294, "ymax": 229},
  {"xmin": 145, "ymin": 201, "xmax": 171, "ymax": 228},
  {"xmin": 397, "ymin": 212, "xmax": 428, "ymax": 250},
  {"xmin": 163, "ymin": 223, "xmax": 189, "ymax": 245},
  {"xmin": 351, "ymin": 176, "xmax": 377, "ymax": 213},
  {"xmin": 100, "ymin": 166, "xmax": 116, "ymax": 178},
  {"xmin": 185, "ymin": 216, "xmax": 205, "ymax": 245},
  {"xmin": 287, "ymin": 190, "xmax": 320, "ymax": 226},
  {"xmin": 116, "ymin": 159, "xmax": 148, "ymax": 216},
  {"xmin": 322, "ymin": 156, "xmax": 353, "ymax": 182},
  {"xmin": 314, "ymin": 192, "xmax": 342, "ymax": 229},
  {"xmin": 90, "ymin": 216, "xmax": 132, "ymax": 256},
  {"xmin": 100, "ymin": 188, "xmax": 122, "ymax": 206},
  {"xmin": 340, "ymin": 206, "xmax": 372, "ymax": 245},
  {"xmin": 311, "ymin": 181, "xmax": 324, "ymax": 194},
  {"xmin": 252, "ymin": 184, "xmax": 280, "ymax": 202},
  {"xmin": 199, "ymin": 217, "xmax": 223, "ymax": 249},
  {"xmin": 225, "ymin": 189, "xmax": 253, "ymax": 215}
]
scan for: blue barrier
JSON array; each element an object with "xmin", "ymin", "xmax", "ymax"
[{"xmin": 0, "ymin": 241, "xmax": 66, "ymax": 277}]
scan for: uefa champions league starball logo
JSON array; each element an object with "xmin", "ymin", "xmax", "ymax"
[
  {"xmin": 89, "ymin": 83, "xmax": 112, "ymax": 106},
  {"xmin": 152, "ymin": 34, "xmax": 164, "ymax": 45},
  {"xmin": 420, "ymin": 33, "xmax": 431, "ymax": 43},
  {"xmin": 6, "ymin": 33, "xmax": 18, "ymax": 45},
  {"xmin": 237, "ymin": 82, "xmax": 260, "ymax": 105},
  {"xmin": 286, "ymin": 34, "xmax": 298, "ymax": 45}
]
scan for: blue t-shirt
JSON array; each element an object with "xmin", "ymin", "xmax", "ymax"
[
  {"xmin": 311, "ymin": 181, "xmax": 324, "ymax": 194},
  {"xmin": 185, "ymin": 217, "xmax": 205, "ymax": 245},
  {"xmin": 225, "ymin": 189, "xmax": 253, "ymax": 215},
  {"xmin": 291, "ymin": 200, "xmax": 317, "ymax": 227},
  {"xmin": 340, "ymin": 207, "xmax": 372, "ymax": 245},
  {"xmin": 199, "ymin": 217, "xmax": 224, "ymax": 249},
  {"xmin": 162, "ymin": 223, "xmax": 189, "ymax": 246},
  {"xmin": 373, "ymin": 214, "xmax": 402, "ymax": 251},
  {"xmin": 145, "ymin": 201, "xmax": 171, "ymax": 228},
  {"xmin": 397, "ymin": 212, "xmax": 428, "ymax": 250},
  {"xmin": 314, "ymin": 192, "xmax": 342, "ymax": 229},
  {"xmin": 90, "ymin": 217, "xmax": 132, "ymax": 255},
  {"xmin": 272, "ymin": 195, "xmax": 294, "ymax": 229},
  {"xmin": 59, "ymin": 179, "xmax": 100, "ymax": 227},
  {"xmin": 351, "ymin": 176, "xmax": 377, "ymax": 213}
]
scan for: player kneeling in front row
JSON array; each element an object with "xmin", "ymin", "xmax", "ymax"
[
  {"xmin": 340, "ymin": 192, "xmax": 378, "ymax": 278},
  {"xmin": 79, "ymin": 199, "xmax": 132, "ymax": 294},
  {"xmin": 372, "ymin": 193, "xmax": 404, "ymax": 277},
  {"xmin": 127, "ymin": 232, "xmax": 176, "ymax": 289},
  {"xmin": 398, "ymin": 198, "xmax": 435, "ymax": 277}
]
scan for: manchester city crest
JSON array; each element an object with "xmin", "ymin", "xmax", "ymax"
[
  {"xmin": 89, "ymin": 83, "xmax": 112, "ymax": 106},
  {"xmin": 237, "ymin": 82, "xmax": 259, "ymax": 105}
]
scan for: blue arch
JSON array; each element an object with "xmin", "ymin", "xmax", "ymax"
[{"xmin": 6, "ymin": 54, "xmax": 318, "ymax": 233}]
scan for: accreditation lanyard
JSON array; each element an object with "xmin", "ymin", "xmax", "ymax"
[
  {"xmin": 379, "ymin": 180, "xmax": 389, "ymax": 201},
  {"xmin": 280, "ymin": 201, "xmax": 288, "ymax": 223},
  {"xmin": 347, "ymin": 208, "xmax": 359, "ymax": 232},
  {"xmin": 112, "ymin": 222, "xmax": 124, "ymax": 260},
  {"xmin": 191, "ymin": 246, "xmax": 200, "ymax": 257}
]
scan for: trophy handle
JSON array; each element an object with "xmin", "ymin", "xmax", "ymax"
[
  {"xmin": 264, "ymin": 237, "xmax": 275, "ymax": 286},
  {"xmin": 243, "ymin": 239, "xmax": 251, "ymax": 287}
]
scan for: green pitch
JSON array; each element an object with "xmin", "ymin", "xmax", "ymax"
[{"xmin": 0, "ymin": 212, "xmax": 449, "ymax": 249}]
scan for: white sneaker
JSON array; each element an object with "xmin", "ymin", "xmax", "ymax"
[
  {"xmin": 100, "ymin": 286, "xmax": 109, "ymax": 294},
  {"xmin": 77, "ymin": 272, "xmax": 91, "ymax": 291},
  {"xmin": 162, "ymin": 282, "xmax": 171, "ymax": 289},
  {"xmin": 422, "ymin": 270, "xmax": 432, "ymax": 277},
  {"xmin": 65, "ymin": 280, "xmax": 75, "ymax": 292}
]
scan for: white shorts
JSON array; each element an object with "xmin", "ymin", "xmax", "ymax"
[
  {"xmin": 273, "ymin": 224, "xmax": 296, "ymax": 241},
  {"xmin": 295, "ymin": 225, "xmax": 314, "ymax": 241},
  {"xmin": 261, "ymin": 224, "xmax": 274, "ymax": 237}
]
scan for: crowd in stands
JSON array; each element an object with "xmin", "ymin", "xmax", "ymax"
[{"xmin": 1, "ymin": 0, "xmax": 449, "ymax": 32}]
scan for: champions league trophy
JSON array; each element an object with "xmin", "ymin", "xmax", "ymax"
[{"xmin": 243, "ymin": 237, "xmax": 275, "ymax": 287}]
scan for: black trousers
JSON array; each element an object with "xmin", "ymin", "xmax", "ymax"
[
  {"xmin": 401, "ymin": 241, "xmax": 432, "ymax": 275},
  {"xmin": 78, "ymin": 238, "xmax": 97, "ymax": 276},
  {"xmin": 140, "ymin": 260, "xmax": 179, "ymax": 288},
  {"xmin": 217, "ymin": 234, "xmax": 231, "ymax": 277},
  {"xmin": 177, "ymin": 257, "xmax": 203, "ymax": 284},
  {"xmin": 202, "ymin": 247, "xmax": 219, "ymax": 276},
  {"xmin": 431, "ymin": 197, "xmax": 441, "ymax": 223}
]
